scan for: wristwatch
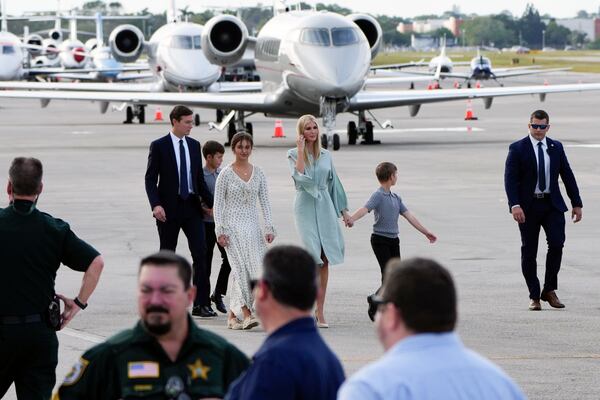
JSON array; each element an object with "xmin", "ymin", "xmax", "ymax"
[{"xmin": 74, "ymin": 297, "xmax": 88, "ymax": 310}]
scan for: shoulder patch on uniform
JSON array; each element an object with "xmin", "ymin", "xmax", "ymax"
[
  {"xmin": 128, "ymin": 362, "xmax": 160, "ymax": 378},
  {"xmin": 62, "ymin": 358, "xmax": 90, "ymax": 386}
]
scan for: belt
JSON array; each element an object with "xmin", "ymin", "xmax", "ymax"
[
  {"xmin": 534, "ymin": 193, "xmax": 550, "ymax": 199},
  {"xmin": 0, "ymin": 314, "xmax": 43, "ymax": 325}
]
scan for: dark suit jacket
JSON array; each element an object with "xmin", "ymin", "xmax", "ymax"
[
  {"xmin": 145, "ymin": 134, "xmax": 213, "ymax": 219},
  {"xmin": 504, "ymin": 136, "xmax": 582, "ymax": 213}
]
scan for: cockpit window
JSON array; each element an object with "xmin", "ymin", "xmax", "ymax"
[
  {"xmin": 331, "ymin": 28, "xmax": 359, "ymax": 46},
  {"xmin": 300, "ymin": 28, "xmax": 330, "ymax": 46},
  {"xmin": 193, "ymin": 35, "xmax": 201, "ymax": 49},
  {"xmin": 171, "ymin": 35, "xmax": 193, "ymax": 49},
  {"xmin": 2, "ymin": 45, "xmax": 16, "ymax": 55}
]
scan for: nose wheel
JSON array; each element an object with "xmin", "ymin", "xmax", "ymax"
[{"xmin": 321, "ymin": 133, "xmax": 340, "ymax": 150}]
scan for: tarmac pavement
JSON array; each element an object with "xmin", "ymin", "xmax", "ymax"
[{"xmin": 1, "ymin": 72, "xmax": 599, "ymax": 399}]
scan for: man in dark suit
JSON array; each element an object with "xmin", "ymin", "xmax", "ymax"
[
  {"xmin": 504, "ymin": 109, "xmax": 582, "ymax": 311},
  {"xmin": 145, "ymin": 105, "xmax": 217, "ymax": 317}
]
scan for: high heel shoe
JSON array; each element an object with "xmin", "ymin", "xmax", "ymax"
[{"xmin": 314, "ymin": 311, "xmax": 329, "ymax": 329}]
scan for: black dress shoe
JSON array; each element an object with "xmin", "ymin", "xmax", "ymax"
[
  {"xmin": 192, "ymin": 306, "xmax": 217, "ymax": 318},
  {"xmin": 211, "ymin": 293, "xmax": 227, "ymax": 314},
  {"xmin": 367, "ymin": 294, "xmax": 376, "ymax": 322}
]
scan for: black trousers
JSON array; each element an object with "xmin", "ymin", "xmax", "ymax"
[
  {"xmin": 157, "ymin": 197, "xmax": 209, "ymax": 307},
  {"xmin": 0, "ymin": 322, "xmax": 58, "ymax": 399},
  {"xmin": 370, "ymin": 233, "xmax": 401, "ymax": 294},
  {"xmin": 518, "ymin": 197, "xmax": 566, "ymax": 300},
  {"xmin": 204, "ymin": 222, "xmax": 231, "ymax": 297}
]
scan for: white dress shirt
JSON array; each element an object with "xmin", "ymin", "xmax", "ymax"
[
  {"xmin": 528, "ymin": 134, "xmax": 550, "ymax": 194},
  {"xmin": 169, "ymin": 132, "xmax": 193, "ymax": 194}
]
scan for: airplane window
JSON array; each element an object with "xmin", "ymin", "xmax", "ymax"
[
  {"xmin": 2, "ymin": 45, "xmax": 16, "ymax": 54},
  {"xmin": 331, "ymin": 28, "xmax": 359, "ymax": 46},
  {"xmin": 300, "ymin": 28, "xmax": 330, "ymax": 46},
  {"xmin": 171, "ymin": 35, "xmax": 193, "ymax": 49},
  {"xmin": 193, "ymin": 35, "xmax": 201, "ymax": 49}
]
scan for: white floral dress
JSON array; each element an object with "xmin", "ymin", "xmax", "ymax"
[{"xmin": 213, "ymin": 164, "xmax": 275, "ymax": 315}]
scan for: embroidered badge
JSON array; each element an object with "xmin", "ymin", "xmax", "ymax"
[
  {"xmin": 187, "ymin": 359, "xmax": 211, "ymax": 380},
  {"xmin": 128, "ymin": 362, "xmax": 160, "ymax": 378},
  {"xmin": 62, "ymin": 358, "xmax": 89, "ymax": 386}
]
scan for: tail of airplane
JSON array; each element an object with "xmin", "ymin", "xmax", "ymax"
[{"xmin": 167, "ymin": 0, "xmax": 179, "ymax": 23}]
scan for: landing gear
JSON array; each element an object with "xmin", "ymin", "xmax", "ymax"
[
  {"xmin": 123, "ymin": 106, "xmax": 134, "ymax": 124},
  {"xmin": 123, "ymin": 105, "xmax": 146, "ymax": 124},
  {"xmin": 216, "ymin": 109, "xmax": 224, "ymax": 123},
  {"xmin": 224, "ymin": 111, "xmax": 255, "ymax": 146},
  {"xmin": 245, "ymin": 122, "xmax": 253, "ymax": 136},
  {"xmin": 194, "ymin": 114, "xmax": 200, "ymax": 126},
  {"xmin": 362, "ymin": 121, "xmax": 374, "ymax": 144},
  {"xmin": 321, "ymin": 133, "xmax": 328, "ymax": 149},
  {"xmin": 332, "ymin": 133, "xmax": 340, "ymax": 150},
  {"xmin": 226, "ymin": 122, "xmax": 236, "ymax": 146},
  {"xmin": 347, "ymin": 121, "xmax": 358, "ymax": 145}
]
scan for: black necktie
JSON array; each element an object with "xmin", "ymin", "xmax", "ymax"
[
  {"xmin": 537, "ymin": 142, "xmax": 546, "ymax": 192},
  {"xmin": 179, "ymin": 139, "xmax": 189, "ymax": 200}
]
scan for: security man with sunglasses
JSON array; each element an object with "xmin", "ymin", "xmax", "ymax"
[
  {"xmin": 0, "ymin": 157, "xmax": 104, "ymax": 400},
  {"xmin": 54, "ymin": 251, "xmax": 249, "ymax": 400},
  {"xmin": 504, "ymin": 110, "xmax": 582, "ymax": 311}
]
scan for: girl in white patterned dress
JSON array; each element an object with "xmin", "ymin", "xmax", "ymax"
[{"xmin": 214, "ymin": 132, "xmax": 275, "ymax": 330}]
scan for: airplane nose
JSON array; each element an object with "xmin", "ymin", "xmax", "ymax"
[{"xmin": 163, "ymin": 49, "xmax": 221, "ymax": 87}]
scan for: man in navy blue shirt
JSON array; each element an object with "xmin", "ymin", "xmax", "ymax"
[{"xmin": 225, "ymin": 245, "xmax": 345, "ymax": 400}]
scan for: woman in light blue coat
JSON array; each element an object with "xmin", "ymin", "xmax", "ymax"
[{"xmin": 287, "ymin": 115, "xmax": 351, "ymax": 327}]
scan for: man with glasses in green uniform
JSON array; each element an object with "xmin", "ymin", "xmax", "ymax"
[
  {"xmin": 54, "ymin": 251, "xmax": 249, "ymax": 400},
  {"xmin": 0, "ymin": 157, "xmax": 104, "ymax": 400}
]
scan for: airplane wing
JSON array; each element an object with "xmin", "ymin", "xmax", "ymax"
[
  {"xmin": 364, "ymin": 75, "xmax": 435, "ymax": 88},
  {"xmin": 382, "ymin": 70, "xmax": 471, "ymax": 80},
  {"xmin": 26, "ymin": 65, "xmax": 150, "ymax": 76},
  {"xmin": 348, "ymin": 83, "xmax": 600, "ymax": 111},
  {"xmin": 0, "ymin": 80, "xmax": 262, "ymax": 93},
  {"xmin": 371, "ymin": 60, "xmax": 426, "ymax": 70},
  {"xmin": 0, "ymin": 90, "xmax": 273, "ymax": 113},
  {"xmin": 493, "ymin": 68, "xmax": 571, "ymax": 79}
]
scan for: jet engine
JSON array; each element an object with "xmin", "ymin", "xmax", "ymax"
[
  {"xmin": 108, "ymin": 24, "xmax": 145, "ymax": 63},
  {"xmin": 201, "ymin": 15, "xmax": 249, "ymax": 66},
  {"xmin": 347, "ymin": 14, "xmax": 382, "ymax": 59},
  {"xmin": 42, "ymin": 39, "xmax": 59, "ymax": 61},
  {"xmin": 24, "ymin": 34, "xmax": 44, "ymax": 56},
  {"xmin": 48, "ymin": 29, "xmax": 63, "ymax": 42}
]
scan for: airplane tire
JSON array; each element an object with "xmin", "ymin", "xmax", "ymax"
[
  {"xmin": 138, "ymin": 107, "xmax": 145, "ymax": 124},
  {"xmin": 195, "ymin": 114, "xmax": 201, "ymax": 126},
  {"xmin": 364, "ymin": 121, "xmax": 374, "ymax": 143},
  {"xmin": 347, "ymin": 121, "xmax": 357, "ymax": 145},
  {"xmin": 333, "ymin": 134, "xmax": 340, "ymax": 151},
  {"xmin": 124, "ymin": 106, "xmax": 134, "ymax": 124},
  {"xmin": 226, "ymin": 122, "xmax": 236, "ymax": 146},
  {"xmin": 216, "ymin": 109, "xmax": 224, "ymax": 123},
  {"xmin": 245, "ymin": 122, "xmax": 253, "ymax": 135},
  {"xmin": 321, "ymin": 134, "xmax": 328, "ymax": 149}
]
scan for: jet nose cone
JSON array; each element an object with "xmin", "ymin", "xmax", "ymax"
[{"xmin": 163, "ymin": 49, "xmax": 221, "ymax": 87}]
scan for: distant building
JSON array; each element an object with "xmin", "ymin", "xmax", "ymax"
[
  {"xmin": 397, "ymin": 17, "xmax": 463, "ymax": 37},
  {"xmin": 410, "ymin": 35, "xmax": 436, "ymax": 50},
  {"xmin": 554, "ymin": 18, "xmax": 600, "ymax": 41}
]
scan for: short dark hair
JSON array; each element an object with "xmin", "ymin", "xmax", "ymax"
[
  {"xmin": 262, "ymin": 245, "xmax": 317, "ymax": 310},
  {"xmin": 530, "ymin": 109, "xmax": 549, "ymax": 123},
  {"xmin": 139, "ymin": 251, "xmax": 193, "ymax": 290},
  {"xmin": 202, "ymin": 140, "xmax": 225, "ymax": 159},
  {"xmin": 231, "ymin": 132, "xmax": 253, "ymax": 150},
  {"xmin": 375, "ymin": 162, "xmax": 397, "ymax": 183},
  {"xmin": 382, "ymin": 257, "xmax": 456, "ymax": 333},
  {"xmin": 169, "ymin": 105, "xmax": 193, "ymax": 126},
  {"xmin": 9, "ymin": 157, "xmax": 43, "ymax": 196}
]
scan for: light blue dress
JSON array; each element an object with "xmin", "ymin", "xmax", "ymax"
[{"xmin": 287, "ymin": 148, "xmax": 348, "ymax": 266}]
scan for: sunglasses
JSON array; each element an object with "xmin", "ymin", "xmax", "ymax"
[
  {"xmin": 370, "ymin": 295, "xmax": 392, "ymax": 312},
  {"xmin": 530, "ymin": 124, "xmax": 549, "ymax": 130}
]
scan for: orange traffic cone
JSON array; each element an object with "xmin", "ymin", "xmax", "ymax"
[
  {"xmin": 464, "ymin": 100, "xmax": 478, "ymax": 120},
  {"xmin": 427, "ymin": 83, "xmax": 433, "ymax": 90},
  {"xmin": 272, "ymin": 119, "xmax": 285, "ymax": 138},
  {"xmin": 475, "ymin": 81, "xmax": 481, "ymax": 89},
  {"xmin": 154, "ymin": 107, "xmax": 164, "ymax": 121}
]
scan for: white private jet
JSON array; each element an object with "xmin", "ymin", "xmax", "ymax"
[{"xmin": 2, "ymin": 9, "xmax": 600, "ymax": 150}]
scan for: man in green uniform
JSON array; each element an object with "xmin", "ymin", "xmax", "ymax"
[
  {"xmin": 0, "ymin": 157, "xmax": 104, "ymax": 399},
  {"xmin": 54, "ymin": 251, "xmax": 249, "ymax": 400}
]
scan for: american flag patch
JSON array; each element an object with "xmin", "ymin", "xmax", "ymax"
[{"xmin": 128, "ymin": 362, "xmax": 160, "ymax": 378}]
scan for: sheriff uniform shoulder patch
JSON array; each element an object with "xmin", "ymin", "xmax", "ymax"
[{"xmin": 62, "ymin": 358, "xmax": 90, "ymax": 386}]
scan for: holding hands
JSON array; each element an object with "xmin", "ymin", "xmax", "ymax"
[{"xmin": 342, "ymin": 210, "xmax": 354, "ymax": 228}]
